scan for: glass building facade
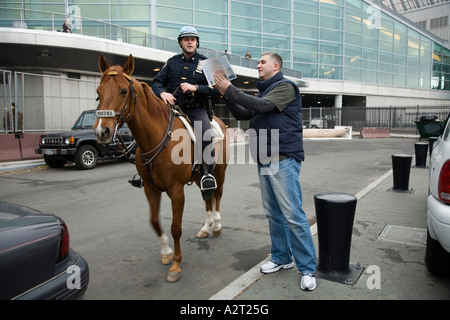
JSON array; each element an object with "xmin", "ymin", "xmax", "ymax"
[{"xmin": 1, "ymin": 0, "xmax": 450, "ymax": 91}]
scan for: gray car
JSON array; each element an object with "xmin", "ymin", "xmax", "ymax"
[{"xmin": 0, "ymin": 201, "xmax": 89, "ymax": 299}]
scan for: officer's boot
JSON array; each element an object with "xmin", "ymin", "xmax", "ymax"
[
  {"xmin": 128, "ymin": 174, "xmax": 143, "ymax": 188},
  {"xmin": 200, "ymin": 163, "xmax": 217, "ymax": 201}
]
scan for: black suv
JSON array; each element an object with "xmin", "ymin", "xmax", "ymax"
[{"xmin": 35, "ymin": 110, "xmax": 136, "ymax": 170}]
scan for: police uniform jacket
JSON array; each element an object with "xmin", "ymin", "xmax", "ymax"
[{"xmin": 152, "ymin": 51, "xmax": 218, "ymax": 108}]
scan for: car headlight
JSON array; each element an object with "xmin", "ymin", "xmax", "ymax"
[{"xmin": 63, "ymin": 137, "xmax": 75, "ymax": 145}]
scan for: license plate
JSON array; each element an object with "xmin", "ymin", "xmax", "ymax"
[
  {"xmin": 95, "ymin": 110, "xmax": 116, "ymax": 118},
  {"xmin": 45, "ymin": 150, "xmax": 54, "ymax": 155}
]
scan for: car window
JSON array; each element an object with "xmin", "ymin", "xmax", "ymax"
[{"xmin": 73, "ymin": 112, "xmax": 97, "ymax": 128}]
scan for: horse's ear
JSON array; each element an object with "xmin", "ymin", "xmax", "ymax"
[
  {"xmin": 99, "ymin": 54, "xmax": 110, "ymax": 73},
  {"xmin": 123, "ymin": 54, "xmax": 134, "ymax": 76}
]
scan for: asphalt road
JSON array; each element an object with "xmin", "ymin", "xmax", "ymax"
[{"xmin": 0, "ymin": 138, "xmax": 417, "ymax": 299}]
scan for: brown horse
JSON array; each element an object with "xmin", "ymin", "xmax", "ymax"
[{"xmin": 94, "ymin": 54, "xmax": 229, "ymax": 283}]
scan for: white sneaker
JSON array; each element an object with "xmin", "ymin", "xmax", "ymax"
[
  {"xmin": 300, "ymin": 273, "xmax": 317, "ymax": 291},
  {"xmin": 260, "ymin": 261, "xmax": 294, "ymax": 274}
]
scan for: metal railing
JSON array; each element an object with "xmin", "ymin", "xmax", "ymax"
[{"xmin": 302, "ymin": 106, "xmax": 450, "ymax": 131}]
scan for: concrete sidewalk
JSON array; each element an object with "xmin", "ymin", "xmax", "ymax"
[
  {"xmin": 210, "ymin": 164, "xmax": 450, "ymax": 300},
  {"xmin": 0, "ymin": 159, "xmax": 45, "ymax": 172}
]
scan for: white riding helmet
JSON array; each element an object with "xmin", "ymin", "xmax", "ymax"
[{"xmin": 178, "ymin": 26, "xmax": 200, "ymax": 48}]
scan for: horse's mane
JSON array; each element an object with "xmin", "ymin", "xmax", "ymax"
[{"xmin": 140, "ymin": 81, "xmax": 170, "ymax": 122}]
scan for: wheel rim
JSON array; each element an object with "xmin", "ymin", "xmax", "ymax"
[{"xmin": 82, "ymin": 150, "xmax": 95, "ymax": 166}]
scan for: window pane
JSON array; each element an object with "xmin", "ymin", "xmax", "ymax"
[
  {"xmin": 231, "ymin": 16, "xmax": 261, "ymax": 32},
  {"xmin": 320, "ymin": 3, "xmax": 343, "ymax": 18},
  {"xmin": 379, "ymin": 72, "xmax": 392, "ymax": 85},
  {"xmin": 320, "ymin": 42, "xmax": 343, "ymax": 55},
  {"xmin": 344, "ymin": 67, "xmax": 361, "ymax": 81},
  {"xmin": 158, "ymin": 0, "xmax": 192, "ymax": 8},
  {"xmin": 320, "ymin": 53, "xmax": 342, "ymax": 65},
  {"xmin": 345, "ymin": 0, "xmax": 363, "ymax": 10},
  {"xmin": 294, "ymin": 62, "xmax": 318, "ymax": 78},
  {"xmin": 264, "ymin": 0, "xmax": 290, "ymax": 9},
  {"xmin": 294, "ymin": 0, "xmax": 319, "ymax": 14},
  {"xmin": 293, "ymin": 25, "xmax": 318, "ymax": 40},
  {"xmin": 232, "ymin": 2, "xmax": 260, "ymax": 18},
  {"xmin": 263, "ymin": 35, "xmax": 290, "ymax": 49},
  {"xmin": 195, "ymin": 11, "xmax": 227, "ymax": 28},
  {"xmin": 294, "ymin": 12, "xmax": 318, "ymax": 26},
  {"xmin": 362, "ymin": 70, "xmax": 377, "ymax": 83},
  {"xmin": 362, "ymin": 36, "xmax": 378, "ymax": 49},
  {"xmin": 393, "ymin": 73, "xmax": 406, "ymax": 86},
  {"xmin": 111, "ymin": 5, "xmax": 149, "ymax": 20},
  {"xmin": 196, "ymin": 26, "xmax": 227, "ymax": 43},
  {"xmin": 195, "ymin": 0, "xmax": 227, "ymax": 13},
  {"xmin": 362, "ymin": 48, "xmax": 378, "ymax": 61},
  {"xmin": 393, "ymin": 55, "xmax": 407, "ymax": 69},
  {"xmin": 345, "ymin": 57, "xmax": 362, "ymax": 68},
  {"xmin": 232, "ymin": 30, "xmax": 261, "ymax": 46},
  {"xmin": 379, "ymin": 62, "xmax": 392, "ymax": 73},
  {"xmin": 379, "ymin": 40, "xmax": 393, "ymax": 52},
  {"xmin": 263, "ymin": 7, "xmax": 290, "ymax": 22},
  {"xmin": 293, "ymin": 38, "xmax": 318, "ymax": 52},
  {"xmin": 263, "ymin": 21, "xmax": 290, "ymax": 36},
  {"xmin": 294, "ymin": 51, "xmax": 318, "ymax": 63},
  {"xmin": 157, "ymin": 6, "xmax": 192, "ymax": 24},
  {"xmin": 320, "ymin": 29, "xmax": 342, "ymax": 42},
  {"xmin": 362, "ymin": 60, "xmax": 378, "ymax": 70},
  {"xmin": 345, "ymin": 32, "xmax": 362, "ymax": 46},
  {"xmin": 320, "ymin": 16, "xmax": 343, "ymax": 30},
  {"xmin": 75, "ymin": 4, "xmax": 109, "ymax": 20},
  {"xmin": 319, "ymin": 65, "xmax": 342, "ymax": 79}
]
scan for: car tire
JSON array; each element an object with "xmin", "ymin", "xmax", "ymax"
[
  {"xmin": 425, "ymin": 229, "xmax": 450, "ymax": 276},
  {"xmin": 43, "ymin": 155, "xmax": 67, "ymax": 168},
  {"xmin": 75, "ymin": 145, "xmax": 98, "ymax": 170}
]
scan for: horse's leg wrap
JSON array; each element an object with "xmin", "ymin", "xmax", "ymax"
[
  {"xmin": 159, "ymin": 233, "xmax": 173, "ymax": 264},
  {"xmin": 197, "ymin": 210, "xmax": 213, "ymax": 238},
  {"xmin": 212, "ymin": 211, "xmax": 222, "ymax": 237}
]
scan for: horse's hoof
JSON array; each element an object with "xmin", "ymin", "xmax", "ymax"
[
  {"xmin": 213, "ymin": 227, "xmax": 222, "ymax": 237},
  {"xmin": 161, "ymin": 253, "xmax": 173, "ymax": 265},
  {"xmin": 197, "ymin": 230, "xmax": 209, "ymax": 238},
  {"xmin": 166, "ymin": 271, "xmax": 181, "ymax": 283}
]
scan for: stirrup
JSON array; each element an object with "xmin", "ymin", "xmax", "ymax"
[
  {"xmin": 200, "ymin": 174, "xmax": 217, "ymax": 192},
  {"xmin": 128, "ymin": 174, "xmax": 143, "ymax": 188}
]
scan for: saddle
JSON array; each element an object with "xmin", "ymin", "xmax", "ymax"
[{"xmin": 171, "ymin": 106, "xmax": 225, "ymax": 144}]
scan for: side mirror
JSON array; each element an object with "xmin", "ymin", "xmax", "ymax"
[{"xmin": 423, "ymin": 123, "xmax": 444, "ymax": 137}]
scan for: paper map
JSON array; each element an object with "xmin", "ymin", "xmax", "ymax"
[{"xmin": 200, "ymin": 56, "xmax": 237, "ymax": 86}]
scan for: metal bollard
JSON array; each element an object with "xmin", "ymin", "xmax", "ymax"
[
  {"xmin": 414, "ymin": 142, "xmax": 428, "ymax": 168},
  {"xmin": 389, "ymin": 154, "xmax": 413, "ymax": 193},
  {"xmin": 314, "ymin": 193, "xmax": 363, "ymax": 285}
]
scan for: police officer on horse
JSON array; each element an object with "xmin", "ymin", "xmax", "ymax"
[{"xmin": 129, "ymin": 26, "xmax": 219, "ymax": 200}]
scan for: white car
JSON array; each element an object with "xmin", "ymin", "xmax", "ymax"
[{"xmin": 425, "ymin": 115, "xmax": 450, "ymax": 276}]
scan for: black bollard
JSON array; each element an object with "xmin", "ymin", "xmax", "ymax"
[
  {"xmin": 414, "ymin": 142, "xmax": 428, "ymax": 168},
  {"xmin": 314, "ymin": 193, "xmax": 363, "ymax": 285},
  {"xmin": 429, "ymin": 137, "xmax": 437, "ymax": 156},
  {"xmin": 389, "ymin": 154, "xmax": 413, "ymax": 193}
]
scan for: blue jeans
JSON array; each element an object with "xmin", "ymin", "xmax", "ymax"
[{"xmin": 258, "ymin": 157, "xmax": 317, "ymax": 275}]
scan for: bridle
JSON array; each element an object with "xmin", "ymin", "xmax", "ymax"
[
  {"xmin": 96, "ymin": 70, "xmax": 136, "ymax": 127},
  {"xmin": 96, "ymin": 70, "xmax": 176, "ymax": 167}
]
